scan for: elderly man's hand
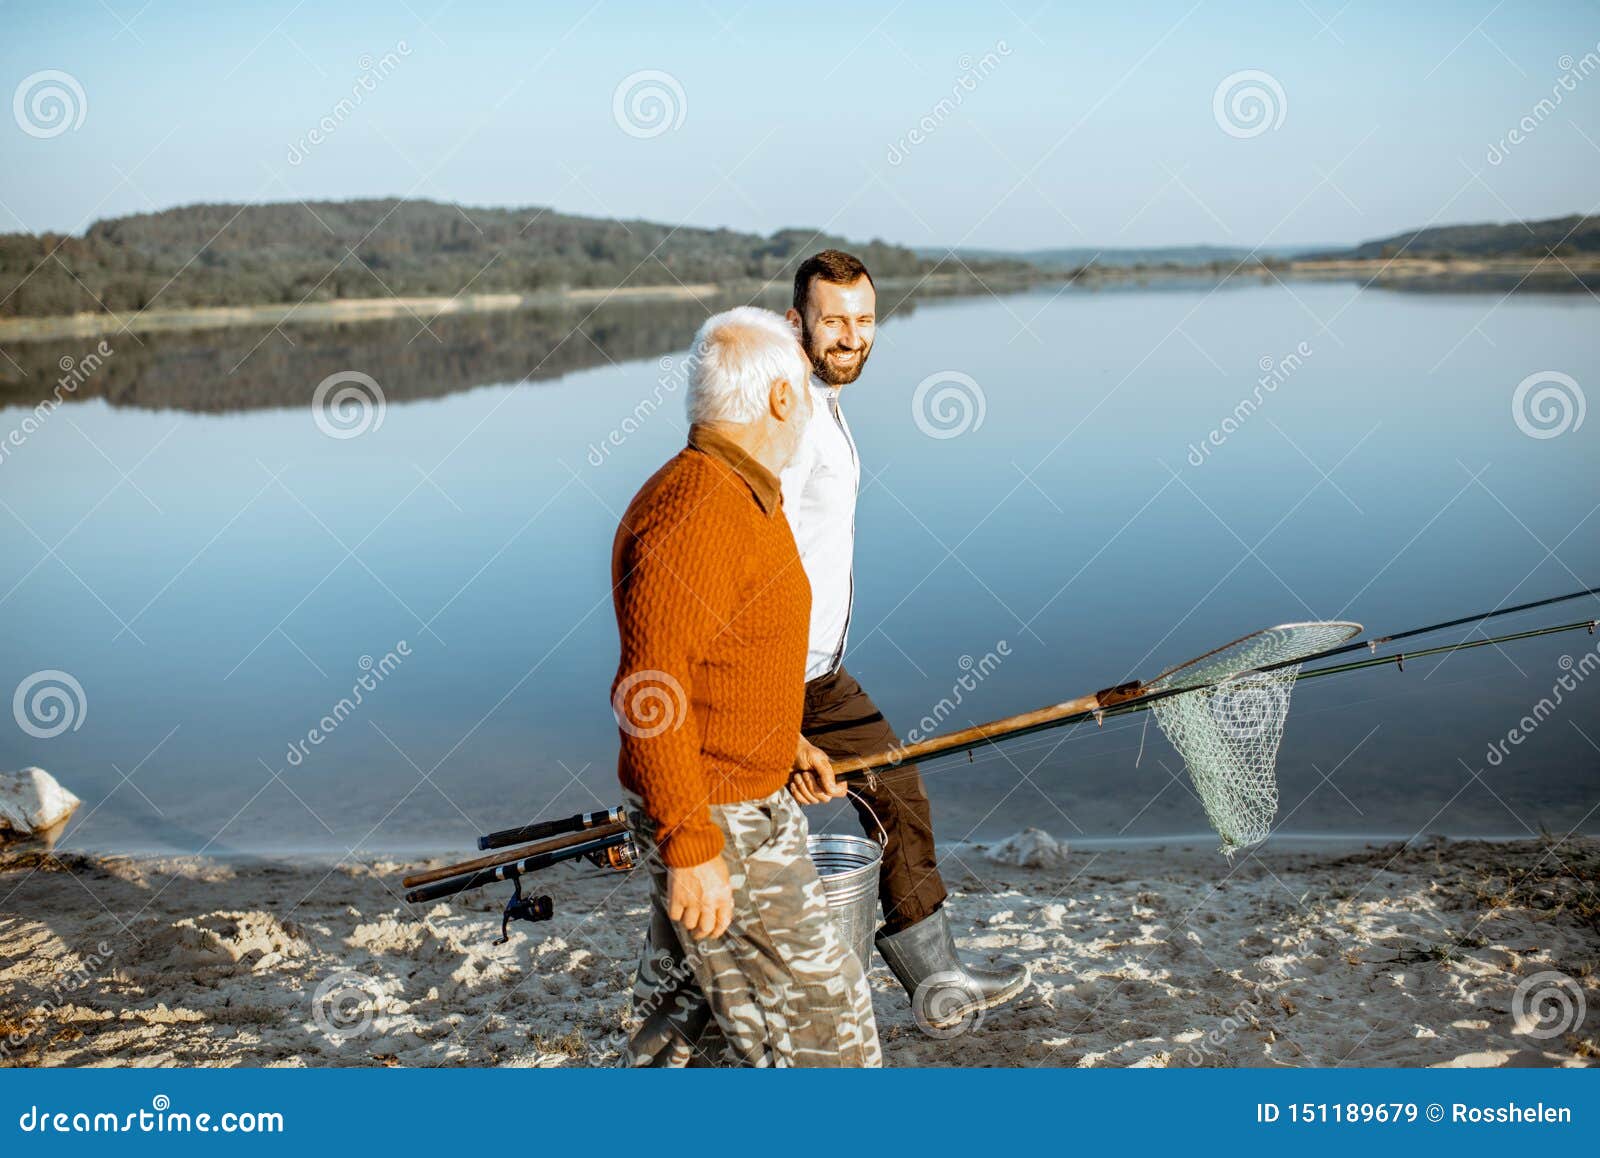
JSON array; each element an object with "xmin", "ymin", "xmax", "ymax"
[
  {"xmin": 667, "ymin": 855, "xmax": 733, "ymax": 939},
  {"xmin": 789, "ymin": 735, "xmax": 846, "ymax": 806}
]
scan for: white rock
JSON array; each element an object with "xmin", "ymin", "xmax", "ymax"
[
  {"xmin": 0, "ymin": 767, "xmax": 82, "ymax": 837},
  {"xmin": 984, "ymin": 826, "xmax": 1069, "ymax": 869}
]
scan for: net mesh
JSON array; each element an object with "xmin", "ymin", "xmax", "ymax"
[{"xmin": 1144, "ymin": 622, "xmax": 1361, "ymax": 853}]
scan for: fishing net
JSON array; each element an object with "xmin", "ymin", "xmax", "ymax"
[{"xmin": 1143, "ymin": 622, "xmax": 1361, "ymax": 853}]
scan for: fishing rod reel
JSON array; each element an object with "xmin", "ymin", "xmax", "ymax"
[
  {"xmin": 495, "ymin": 876, "xmax": 555, "ymax": 944},
  {"xmin": 487, "ymin": 831, "xmax": 638, "ymax": 944},
  {"xmin": 586, "ymin": 834, "xmax": 637, "ymax": 872},
  {"xmin": 402, "ymin": 814, "xmax": 639, "ymax": 947}
]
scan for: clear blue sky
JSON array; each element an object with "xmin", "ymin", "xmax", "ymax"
[{"xmin": 2, "ymin": 0, "xmax": 1596, "ymax": 249}]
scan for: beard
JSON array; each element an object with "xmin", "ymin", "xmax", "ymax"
[{"xmin": 801, "ymin": 324, "xmax": 872, "ymax": 386}]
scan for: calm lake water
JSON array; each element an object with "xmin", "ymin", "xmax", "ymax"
[{"xmin": 2, "ymin": 281, "xmax": 1596, "ymax": 855}]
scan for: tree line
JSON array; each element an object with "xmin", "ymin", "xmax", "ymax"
[{"xmin": 0, "ymin": 199, "xmax": 1028, "ymax": 320}]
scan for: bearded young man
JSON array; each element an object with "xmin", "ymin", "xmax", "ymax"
[{"xmin": 781, "ymin": 251, "xmax": 1029, "ymax": 1032}]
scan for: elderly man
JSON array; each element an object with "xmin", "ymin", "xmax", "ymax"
[
  {"xmin": 611, "ymin": 306, "xmax": 880, "ymax": 1068},
  {"xmin": 781, "ymin": 250, "xmax": 1029, "ymax": 1033}
]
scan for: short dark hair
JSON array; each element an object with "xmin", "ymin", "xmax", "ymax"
[{"xmin": 792, "ymin": 249, "xmax": 874, "ymax": 314}]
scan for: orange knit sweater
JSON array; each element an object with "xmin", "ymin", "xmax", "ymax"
[{"xmin": 611, "ymin": 425, "xmax": 812, "ymax": 867}]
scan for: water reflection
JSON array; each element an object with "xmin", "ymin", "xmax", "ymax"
[{"xmin": 0, "ymin": 286, "xmax": 965, "ymax": 413}]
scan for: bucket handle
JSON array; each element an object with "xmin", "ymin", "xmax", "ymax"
[{"xmin": 844, "ymin": 787, "xmax": 889, "ymax": 849}]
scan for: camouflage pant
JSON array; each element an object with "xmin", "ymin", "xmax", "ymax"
[{"xmin": 622, "ymin": 787, "xmax": 882, "ymax": 1068}]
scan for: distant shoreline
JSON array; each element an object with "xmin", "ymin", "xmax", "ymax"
[
  {"xmin": 0, "ymin": 282, "xmax": 731, "ymax": 344},
  {"xmin": 1285, "ymin": 253, "xmax": 1600, "ymax": 284},
  {"xmin": 2, "ymin": 258, "xmax": 1594, "ymax": 345},
  {"xmin": 0, "ymin": 273, "xmax": 1041, "ymax": 345}
]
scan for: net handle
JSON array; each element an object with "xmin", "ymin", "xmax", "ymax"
[
  {"xmin": 1145, "ymin": 621, "xmax": 1362, "ymax": 692},
  {"xmin": 829, "ymin": 622, "xmax": 1357, "ymax": 781},
  {"xmin": 829, "ymin": 689, "xmax": 1109, "ymax": 779}
]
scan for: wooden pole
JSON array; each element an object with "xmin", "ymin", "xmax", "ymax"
[{"xmin": 829, "ymin": 682, "xmax": 1141, "ymax": 776}]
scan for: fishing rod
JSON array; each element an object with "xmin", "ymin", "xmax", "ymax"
[
  {"xmin": 404, "ymin": 826, "xmax": 638, "ymax": 942},
  {"xmin": 403, "ymin": 819, "xmax": 631, "ymax": 890},
  {"xmin": 827, "ymin": 612, "xmax": 1598, "ymax": 779},
  {"xmin": 822, "ymin": 581, "xmax": 1600, "ymax": 779},
  {"xmin": 422, "ymin": 588, "xmax": 1600, "ymax": 870},
  {"xmin": 812, "ymin": 617, "xmax": 1600, "ymax": 776},
  {"xmin": 402, "ymin": 599, "xmax": 1597, "ymax": 936},
  {"xmin": 1259, "ymin": 584, "xmax": 1600, "ymax": 674},
  {"xmin": 477, "ymin": 807, "xmax": 625, "ymax": 851},
  {"xmin": 1264, "ymin": 617, "xmax": 1597, "ymax": 684}
]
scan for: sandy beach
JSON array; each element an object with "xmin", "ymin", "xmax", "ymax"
[{"xmin": 2, "ymin": 833, "xmax": 1594, "ymax": 1068}]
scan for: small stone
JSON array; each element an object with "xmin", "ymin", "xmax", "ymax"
[
  {"xmin": 984, "ymin": 827, "xmax": 1069, "ymax": 870},
  {"xmin": 0, "ymin": 767, "xmax": 81, "ymax": 841}
]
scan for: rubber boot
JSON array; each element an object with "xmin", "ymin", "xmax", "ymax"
[{"xmin": 875, "ymin": 908, "xmax": 1029, "ymax": 1034}]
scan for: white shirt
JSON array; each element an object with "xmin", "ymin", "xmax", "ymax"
[{"xmin": 780, "ymin": 377, "xmax": 859, "ymax": 682}]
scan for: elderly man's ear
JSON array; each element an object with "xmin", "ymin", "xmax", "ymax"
[{"xmin": 768, "ymin": 376, "xmax": 799, "ymax": 420}]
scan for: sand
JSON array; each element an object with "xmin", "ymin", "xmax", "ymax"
[{"xmin": 1, "ymin": 834, "xmax": 1595, "ymax": 1068}]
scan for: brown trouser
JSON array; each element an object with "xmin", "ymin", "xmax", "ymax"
[{"xmin": 803, "ymin": 666, "xmax": 948, "ymax": 933}]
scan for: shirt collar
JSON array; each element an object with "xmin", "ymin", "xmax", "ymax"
[
  {"xmin": 687, "ymin": 424, "xmax": 782, "ymax": 516},
  {"xmin": 810, "ymin": 373, "xmax": 839, "ymax": 400}
]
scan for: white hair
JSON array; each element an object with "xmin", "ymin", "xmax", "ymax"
[{"xmin": 685, "ymin": 306, "xmax": 810, "ymax": 426}]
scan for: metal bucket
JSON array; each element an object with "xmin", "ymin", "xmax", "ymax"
[{"xmin": 806, "ymin": 791, "xmax": 884, "ymax": 969}]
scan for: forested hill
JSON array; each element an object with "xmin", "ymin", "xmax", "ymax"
[
  {"xmin": 0, "ymin": 199, "xmax": 1029, "ymax": 319},
  {"xmin": 1313, "ymin": 214, "xmax": 1599, "ymax": 261}
]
